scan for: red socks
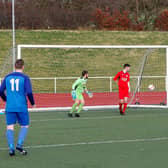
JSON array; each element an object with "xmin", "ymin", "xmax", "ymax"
[
  {"xmin": 119, "ymin": 103, "xmax": 122, "ymax": 112},
  {"xmin": 119, "ymin": 103, "xmax": 128, "ymax": 114},
  {"xmin": 123, "ymin": 103, "xmax": 128, "ymax": 113}
]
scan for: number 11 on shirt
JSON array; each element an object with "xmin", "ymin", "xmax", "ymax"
[{"xmin": 10, "ymin": 79, "xmax": 20, "ymax": 91}]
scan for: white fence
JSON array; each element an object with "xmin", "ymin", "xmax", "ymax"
[
  {"xmin": 0, "ymin": 76, "xmax": 166, "ymax": 93},
  {"xmin": 26, "ymin": 76, "xmax": 167, "ymax": 93}
]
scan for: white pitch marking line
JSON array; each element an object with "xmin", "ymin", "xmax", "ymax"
[
  {"xmin": 0, "ymin": 112, "xmax": 166, "ymax": 124},
  {"xmin": 30, "ymin": 113, "xmax": 168, "ymax": 122},
  {"xmin": 0, "ymin": 137, "xmax": 168, "ymax": 151},
  {"xmin": 27, "ymin": 137, "xmax": 168, "ymax": 149}
]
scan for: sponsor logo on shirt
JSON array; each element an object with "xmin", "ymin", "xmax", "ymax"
[{"xmin": 121, "ymin": 77, "xmax": 128, "ymax": 81}]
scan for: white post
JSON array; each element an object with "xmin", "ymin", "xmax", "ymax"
[
  {"xmin": 17, "ymin": 45, "xmax": 21, "ymax": 59},
  {"xmin": 110, "ymin": 77, "xmax": 112, "ymax": 92},
  {"xmin": 54, "ymin": 77, "xmax": 57, "ymax": 93},
  {"xmin": 12, "ymin": 0, "xmax": 16, "ymax": 71},
  {"xmin": 166, "ymin": 48, "xmax": 168, "ymax": 107}
]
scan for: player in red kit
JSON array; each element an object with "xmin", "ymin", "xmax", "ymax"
[{"xmin": 113, "ymin": 64, "xmax": 131, "ymax": 115}]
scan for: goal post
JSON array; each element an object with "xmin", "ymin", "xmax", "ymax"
[
  {"xmin": 15, "ymin": 44, "xmax": 168, "ymax": 111},
  {"xmin": 166, "ymin": 48, "xmax": 168, "ymax": 107},
  {"xmin": 17, "ymin": 44, "xmax": 168, "ymax": 58}
]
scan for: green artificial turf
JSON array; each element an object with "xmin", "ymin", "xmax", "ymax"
[{"xmin": 0, "ymin": 109, "xmax": 168, "ymax": 168}]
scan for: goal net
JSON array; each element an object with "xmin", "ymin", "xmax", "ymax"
[
  {"xmin": 14, "ymin": 45, "xmax": 168, "ymax": 111},
  {"xmin": 0, "ymin": 48, "xmax": 14, "ymax": 111}
]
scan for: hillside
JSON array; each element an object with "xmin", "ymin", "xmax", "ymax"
[{"xmin": 1, "ymin": 30, "xmax": 168, "ymax": 92}]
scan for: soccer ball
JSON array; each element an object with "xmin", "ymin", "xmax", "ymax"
[{"xmin": 148, "ymin": 84, "xmax": 155, "ymax": 91}]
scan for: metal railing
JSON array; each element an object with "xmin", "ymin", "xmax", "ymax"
[
  {"xmin": 27, "ymin": 76, "xmax": 167, "ymax": 93},
  {"xmin": 0, "ymin": 76, "xmax": 166, "ymax": 93}
]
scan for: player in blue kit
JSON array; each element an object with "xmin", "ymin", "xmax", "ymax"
[{"xmin": 0, "ymin": 59, "xmax": 35, "ymax": 156}]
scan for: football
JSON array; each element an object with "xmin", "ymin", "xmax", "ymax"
[{"xmin": 148, "ymin": 84, "xmax": 155, "ymax": 91}]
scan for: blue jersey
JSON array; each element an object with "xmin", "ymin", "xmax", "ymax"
[{"xmin": 0, "ymin": 72, "xmax": 35, "ymax": 113}]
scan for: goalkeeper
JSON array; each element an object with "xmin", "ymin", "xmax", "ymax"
[{"xmin": 68, "ymin": 70, "xmax": 92, "ymax": 118}]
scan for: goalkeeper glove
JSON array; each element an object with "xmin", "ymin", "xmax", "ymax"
[
  {"xmin": 86, "ymin": 91, "xmax": 93, "ymax": 98},
  {"xmin": 71, "ymin": 90, "xmax": 76, "ymax": 100}
]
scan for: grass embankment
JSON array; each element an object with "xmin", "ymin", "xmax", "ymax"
[{"xmin": 1, "ymin": 30, "xmax": 168, "ymax": 92}]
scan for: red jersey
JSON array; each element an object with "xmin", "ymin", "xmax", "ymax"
[{"xmin": 113, "ymin": 71, "xmax": 130, "ymax": 89}]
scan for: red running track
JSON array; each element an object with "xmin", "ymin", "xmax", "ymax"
[
  {"xmin": 0, "ymin": 92, "xmax": 166, "ymax": 109},
  {"xmin": 31, "ymin": 92, "xmax": 167, "ymax": 108}
]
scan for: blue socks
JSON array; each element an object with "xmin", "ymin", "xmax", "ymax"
[
  {"xmin": 6, "ymin": 129, "xmax": 14, "ymax": 150},
  {"xmin": 17, "ymin": 127, "xmax": 28, "ymax": 146},
  {"xmin": 6, "ymin": 127, "xmax": 28, "ymax": 150}
]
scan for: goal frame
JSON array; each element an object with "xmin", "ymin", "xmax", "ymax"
[{"xmin": 17, "ymin": 44, "xmax": 168, "ymax": 111}]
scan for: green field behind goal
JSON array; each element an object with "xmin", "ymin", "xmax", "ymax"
[{"xmin": 1, "ymin": 30, "xmax": 168, "ymax": 93}]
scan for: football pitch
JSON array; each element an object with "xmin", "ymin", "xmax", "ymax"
[{"xmin": 0, "ymin": 109, "xmax": 168, "ymax": 168}]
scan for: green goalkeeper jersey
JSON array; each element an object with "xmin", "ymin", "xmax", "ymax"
[{"xmin": 72, "ymin": 77, "xmax": 87, "ymax": 93}]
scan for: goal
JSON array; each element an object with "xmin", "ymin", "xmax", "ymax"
[{"xmin": 15, "ymin": 44, "xmax": 168, "ymax": 112}]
